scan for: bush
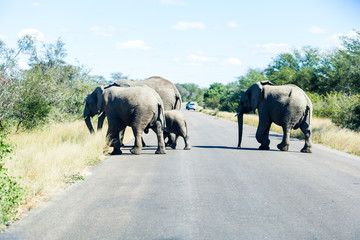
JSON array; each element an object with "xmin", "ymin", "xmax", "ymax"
[
  {"xmin": 308, "ymin": 92, "xmax": 360, "ymax": 131},
  {"xmin": 330, "ymin": 94, "xmax": 360, "ymax": 131},
  {"xmin": 0, "ymin": 123, "xmax": 25, "ymax": 230}
]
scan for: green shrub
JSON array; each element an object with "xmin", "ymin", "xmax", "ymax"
[
  {"xmin": 308, "ymin": 92, "xmax": 360, "ymax": 131},
  {"xmin": 330, "ymin": 94, "xmax": 360, "ymax": 131},
  {"xmin": 0, "ymin": 123, "xmax": 25, "ymax": 230}
]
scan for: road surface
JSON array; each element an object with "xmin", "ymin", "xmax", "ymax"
[{"xmin": 2, "ymin": 108, "xmax": 360, "ymax": 239}]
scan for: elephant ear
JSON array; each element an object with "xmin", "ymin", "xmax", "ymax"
[
  {"xmin": 94, "ymin": 86, "xmax": 104, "ymax": 114},
  {"xmin": 260, "ymin": 80, "xmax": 274, "ymax": 86},
  {"xmin": 248, "ymin": 83, "xmax": 262, "ymax": 110}
]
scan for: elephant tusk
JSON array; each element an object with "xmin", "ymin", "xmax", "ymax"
[
  {"xmin": 84, "ymin": 116, "xmax": 89, "ymax": 120},
  {"xmin": 235, "ymin": 112, "xmax": 239, "ymax": 117}
]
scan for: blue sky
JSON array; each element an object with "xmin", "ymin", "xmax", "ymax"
[{"xmin": 0, "ymin": 0, "xmax": 359, "ymax": 87}]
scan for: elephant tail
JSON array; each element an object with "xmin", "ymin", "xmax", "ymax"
[
  {"xmin": 174, "ymin": 93, "xmax": 182, "ymax": 110},
  {"xmin": 305, "ymin": 105, "xmax": 312, "ymax": 127},
  {"xmin": 157, "ymin": 103, "xmax": 166, "ymax": 132}
]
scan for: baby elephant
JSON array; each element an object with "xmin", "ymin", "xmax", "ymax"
[{"xmin": 164, "ymin": 110, "xmax": 191, "ymax": 150}]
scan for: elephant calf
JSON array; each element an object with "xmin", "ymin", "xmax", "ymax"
[{"xmin": 164, "ymin": 110, "xmax": 191, "ymax": 150}]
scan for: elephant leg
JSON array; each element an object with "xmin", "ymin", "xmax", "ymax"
[
  {"xmin": 171, "ymin": 135, "xmax": 179, "ymax": 149},
  {"xmin": 183, "ymin": 135, "xmax": 191, "ymax": 150},
  {"xmin": 278, "ymin": 126, "xmax": 290, "ymax": 151},
  {"xmin": 256, "ymin": 121, "xmax": 271, "ymax": 150},
  {"xmin": 130, "ymin": 127, "xmax": 143, "ymax": 155},
  {"xmin": 97, "ymin": 113, "xmax": 106, "ymax": 131},
  {"xmin": 107, "ymin": 125, "xmax": 124, "ymax": 155},
  {"xmin": 300, "ymin": 122, "xmax": 312, "ymax": 153},
  {"xmin": 141, "ymin": 137, "xmax": 147, "ymax": 147},
  {"xmin": 119, "ymin": 129, "xmax": 125, "ymax": 147},
  {"xmin": 163, "ymin": 132, "xmax": 172, "ymax": 147},
  {"xmin": 152, "ymin": 120, "xmax": 166, "ymax": 154}
]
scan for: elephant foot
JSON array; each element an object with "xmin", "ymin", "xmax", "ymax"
[
  {"xmin": 277, "ymin": 143, "xmax": 289, "ymax": 151},
  {"xmin": 184, "ymin": 146, "xmax": 191, "ymax": 150},
  {"xmin": 301, "ymin": 147, "xmax": 312, "ymax": 153},
  {"xmin": 259, "ymin": 145, "xmax": 270, "ymax": 150},
  {"xmin": 110, "ymin": 149, "xmax": 122, "ymax": 155},
  {"xmin": 155, "ymin": 148, "xmax": 166, "ymax": 154},
  {"xmin": 130, "ymin": 147, "xmax": 141, "ymax": 155}
]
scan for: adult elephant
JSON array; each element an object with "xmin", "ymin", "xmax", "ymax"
[
  {"xmin": 114, "ymin": 76, "xmax": 182, "ymax": 111},
  {"xmin": 91, "ymin": 76, "xmax": 182, "ymax": 133},
  {"xmin": 84, "ymin": 85, "xmax": 166, "ymax": 155},
  {"xmin": 236, "ymin": 81, "xmax": 312, "ymax": 153}
]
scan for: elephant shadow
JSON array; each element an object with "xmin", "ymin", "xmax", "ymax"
[{"xmin": 192, "ymin": 145, "xmax": 292, "ymax": 152}]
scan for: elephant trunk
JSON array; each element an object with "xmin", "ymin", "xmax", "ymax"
[
  {"xmin": 85, "ymin": 116, "xmax": 95, "ymax": 134},
  {"xmin": 237, "ymin": 113, "xmax": 243, "ymax": 148}
]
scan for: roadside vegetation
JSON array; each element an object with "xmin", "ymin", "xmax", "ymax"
[
  {"xmin": 0, "ymin": 30, "xmax": 359, "ymax": 229},
  {"xmin": 0, "ymin": 36, "xmax": 131, "ymax": 230}
]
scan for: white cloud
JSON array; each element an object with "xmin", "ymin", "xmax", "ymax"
[
  {"xmin": 160, "ymin": 0, "xmax": 187, "ymax": 6},
  {"xmin": 228, "ymin": 21, "xmax": 239, "ymax": 28},
  {"xmin": 32, "ymin": 2, "xmax": 40, "ymax": 7},
  {"xmin": 327, "ymin": 29, "xmax": 358, "ymax": 48},
  {"xmin": 224, "ymin": 57, "xmax": 242, "ymax": 66},
  {"xmin": 172, "ymin": 21, "xmax": 206, "ymax": 31},
  {"xmin": 90, "ymin": 25, "xmax": 116, "ymax": 37},
  {"xmin": 254, "ymin": 43, "xmax": 291, "ymax": 54},
  {"xmin": 116, "ymin": 40, "xmax": 150, "ymax": 50},
  {"xmin": 17, "ymin": 29, "xmax": 45, "ymax": 41},
  {"xmin": 308, "ymin": 26, "xmax": 327, "ymax": 34}
]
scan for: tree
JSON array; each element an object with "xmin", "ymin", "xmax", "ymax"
[
  {"xmin": 237, "ymin": 68, "xmax": 267, "ymax": 91},
  {"xmin": 110, "ymin": 72, "xmax": 128, "ymax": 81},
  {"xmin": 0, "ymin": 35, "xmax": 100, "ymax": 129},
  {"xmin": 203, "ymin": 83, "xmax": 227, "ymax": 109},
  {"xmin": 176, "ymin": 83, "xmax": 204, "ymax": 103}
]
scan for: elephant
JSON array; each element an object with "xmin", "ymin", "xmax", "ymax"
[
  {"xmin": 114, "ymin": 76, "xmax": 182, "ymax": 111},
  {"xmin": 236, "ymin": 81, "xmax": 312, "ymax": 153},
  {"xmin": 92, "ymin": 76, "xmax": 182, "ymax": 133},
  {"xmin": 163, "ymin": 110, "xmax": 191, "ymax": 150},
  {"xmin": 84, "ymin": 85, "xmax": 166, "ymax": 155}
]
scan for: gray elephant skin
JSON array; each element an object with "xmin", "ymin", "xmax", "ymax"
[
  {"xmin": 114, "ymin": 76, "xmax": 182, "ymax": 111},
  {"xmin": 164, "ymin": 110, "xmax": 191, "ymax": 150},
  {"xmin": 237, "ymin": 81, "xmax": 312, "ymax": 153},
  {"xmin": 84, "ymin": 85, "xmax": 166, "ymax": 155},
  {"xmin": 90, "ymin": 76, "xmax": 182, "ymax": 134}
]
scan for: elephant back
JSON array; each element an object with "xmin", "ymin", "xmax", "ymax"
[
  {"xmin": 112, "ymin": 76, "xmax": 182, "ymax": 111},
  {"xmin": 143, "ymin": 76, "xmax": 182, "ymax": 111}
]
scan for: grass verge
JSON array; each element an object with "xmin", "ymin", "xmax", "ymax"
[
  {"xmin": 5, "ymin": 120, "xmax": 133, "ymax": 214},
  {"xmin": 201, "ymin": 109, "xmax": 360, "ymax": 156}
]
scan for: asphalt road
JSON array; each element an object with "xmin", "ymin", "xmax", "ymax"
[{"xmin": 2, "ymin": 108, "xmax": 360, "ymax": 240}]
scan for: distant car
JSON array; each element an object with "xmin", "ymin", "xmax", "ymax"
[{"xmin": 186, "ymin": 102, "xmax": 196, "ymax": 110}]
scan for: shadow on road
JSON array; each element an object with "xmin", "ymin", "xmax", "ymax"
[{"xmin": 192, "ymin": 145, "xmax": 280, "ymax": 152}]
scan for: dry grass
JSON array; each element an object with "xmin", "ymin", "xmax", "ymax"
[
  {"xmin": 201, "ymin": 109, "xmax": 360, "ymax": 156},
  {"xmin": 5, "ymin": 120, "xmax": 133, "ymax": 209}
]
